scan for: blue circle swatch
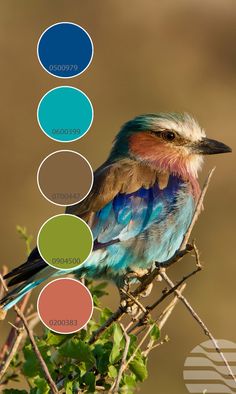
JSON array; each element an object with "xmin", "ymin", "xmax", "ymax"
[
  {"xmin": 37, "ymin": 87, "xmax": 93, "ymax": 142},
  {"xmin": 37, "ymin": 22, "xmax": 93, "ymax": 78}
]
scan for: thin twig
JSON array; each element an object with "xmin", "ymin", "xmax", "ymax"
[
  {"xmin": 128, "ymin": 264, "xmax": 201, "ymax": 335},
  {"xmin": 0, "ymin": 327, "xmax": 24, "ymax": 382},
  {"xmin": 159, "ymin": 270, "xmax": 236, "ymax": 385},
  {"xmin": 0, "ymin": 273, "xmax": 8, "ymax": 293},
  {"xmin": 0, "ymin": 273, "xmax": 58, "ymax": 393},
  {"xmin": 110, "ymin": 323, "xmax": 130, "ymax": 393},
  {"xmin": 14, "ymin": 306, "xmax": 59, "ymax": 393},
  {"xmin": 0, "ymin": 290, "xmax": 32, "ymax": 361},
  {"xmin": 124, "ymin": 285, "xmax": 186, "ymax": 372},
  {"xmin": 142, "ymin": 284, "xmax": 186, "ymax": 357},
  {"xmin": 142, "ymin": 337, "xmax": 169, "ymax": 357}
]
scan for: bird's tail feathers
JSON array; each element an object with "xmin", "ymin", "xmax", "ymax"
[{"xmin": 0, "ymin": 279, "xmax": 45, "ymax": 310}]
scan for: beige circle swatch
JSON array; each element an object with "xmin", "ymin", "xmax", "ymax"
[{"xmin": 37, "ymin": 150, "xmax": 93, "ymax": 206}]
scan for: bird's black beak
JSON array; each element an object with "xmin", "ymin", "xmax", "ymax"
[{"xmin": 195, "ymin": 137, "xmax": 232, "ymax": 155}]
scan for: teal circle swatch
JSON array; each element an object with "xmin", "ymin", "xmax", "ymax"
[
  {"xmin": 37, "ymin": 86, "xmax": 93, "ymax": 142},
  {"xmin": 37, "ymin": 214, "xmax": 93, "ymax": 270}
]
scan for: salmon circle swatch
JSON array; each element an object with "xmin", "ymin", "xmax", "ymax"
[
  {"xmin": 37, "ymin": 214, "xmax": 93, "ymax": 270},
  {"xmin": 37, "ymin": 278, "xmax": 93, "ymax": 334}
]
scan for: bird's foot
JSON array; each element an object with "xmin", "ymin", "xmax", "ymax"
[
  {"xmin": 125, "ymin": 269, "xmax": 149, "ymax": 282},
  {"xmin": 119, "ymin": 269, "xmax": 153, "ymax": 315},
  {"xmin": 126, "ymin": 303, "xmax": 139, "ymax": 317},
  {"xmin": 119, "ymin": 286, "xmax": 146, "ymax": 317},
  {"xmin": 119, "ymin": 290, "xmax": 139, "ymax": 316}
]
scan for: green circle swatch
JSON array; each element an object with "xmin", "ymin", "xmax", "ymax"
[{"xmin": 37, "ymin": 214, "xmax": 93, "ymax": 270}]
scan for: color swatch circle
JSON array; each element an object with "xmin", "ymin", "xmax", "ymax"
[
  {"xmin": 37, "ymin": 150, "xmax": 93, "ymax": 206},
  {"xmin": 37, "ymin": 278, "xmax": 93, "ymax": 334},
  {"xmin": 37, "ymin": 22, "xmax": 93, "ymax": 78},
  {"xmin": 37, "ymin": 214, "xmax": 93, "ymax": 270},
  {"xmin": 37, "ymin": 86, "xmax": 93, "ymax": 142}
]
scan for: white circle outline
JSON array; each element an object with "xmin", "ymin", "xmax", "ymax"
[
  {"xmin": 37, "ymin": 21, "xmax": 94, "ymax": 79},
  {"xmin": 37, "ymin": 86, "xmax": 94, "ymax": 143},
  {"xmin": 37, "ymin": 277, "xmax": 94, "ymax": 334},
  {"xmin": 37, "ymin": 213, "xmax": 94, "ymax": 271},
  {"xmin": 37, "ymin": 150, "xmax": 94, "ymax": 207}
]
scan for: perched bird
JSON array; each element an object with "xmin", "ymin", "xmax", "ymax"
[{"xmin": 0, "ymin": 113, "xmax": 231, "ymax": 310}]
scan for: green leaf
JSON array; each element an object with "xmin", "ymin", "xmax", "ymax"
[
  {"xmin": 108, "ymin": 365, "xmax": 117, "ymax": 378},
  {"xmin": 120, "ymin": 374, "xmax": 137, "ymax": 393},
  {"xmin": 23, "ymin": 344, "xmax": 40, "ymax": 377},
  {"xmin": 60, "ymin": 339, "xmax": 95, "ymax": 369},
  {"xmin": 83, "ymin": 371, "xmax": 96, "ymax": 392},
  {"xmin": 109, "ymin": 323, "xmax": 124, "ymax": 364},
  {"xmin": 129, "ymin": 356, "xmax": 148, "ymax": 382},
  {"xmin": 123, "ymin": 374, "xmax": 137, "ymax": 387},
  {"xmin": 95, "ymin": 342, "xmax": 113, "ymax": 374},
  {"xmin": 45, "ymin": 330, "xmax": 69, "ymax": 346},
  {"xmin": 150, "ymin": 324, "xmax": 160, "ymax": 341},
  {"xmin": 33, "ymin": 377, "xmax": 50, "ymax": 394},
  {"xmin": 113, "ymin": 323, "xmax": 123, "ymax": 344},
  {"xmin": 79, "ymin": 329, "xmax": 87, "ymax": 341},
  {"xmin": 92, "ymin": 294, "xmax": 100, "ymax": 307},
  {"xmin": 128, "ymin": 335, "xmax": 138, "ymax": 355},
  {"xmin": 65, "ymin": 381, "xmax": 73, "ymax": 394},
  {"xmin": 97, "ymin": 351, "xmax": 110, "ymax": 374},
  {"xmin": 109, "ymin": 342, "xmax": 120, "ymax": 364},
  {"xmin": 100, "ymin": 307, "xmax": 113, "ymax": 324},
  {"xmin": 90, "ymin": 282, "xmax": 108, "ymax": 299}
]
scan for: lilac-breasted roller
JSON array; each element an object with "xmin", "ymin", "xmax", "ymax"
[{"xmin": 0, "ymin": 113, "xmax": 231, "ymax": 310}]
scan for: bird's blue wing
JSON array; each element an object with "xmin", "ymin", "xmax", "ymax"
[{"xmin": 92, "ymin": 175, "xmax": 183, "ymax": 244}]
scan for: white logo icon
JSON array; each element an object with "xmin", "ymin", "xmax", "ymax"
[{"xmin": 183, "ymin": 339, "xmax": 236, "ymax": 393}]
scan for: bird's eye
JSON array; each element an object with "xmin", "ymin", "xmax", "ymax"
[{"xmin": 161, "ymin": 131, "xmax": 176, "ymax": 141}]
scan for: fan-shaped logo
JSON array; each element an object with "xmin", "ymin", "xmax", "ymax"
[{"xmin": 183, "ymin": 339, "xmax": 236, "ymax": 393}]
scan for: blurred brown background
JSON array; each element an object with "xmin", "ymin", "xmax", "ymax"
[{"xmin": 0, "ymin": 0, "xmax": 235, "ymax": 393}]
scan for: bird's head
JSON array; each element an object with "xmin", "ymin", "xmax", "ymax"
[{"xmin": 110, "ymin": 113, "xmax": 231, "ymax": 179}]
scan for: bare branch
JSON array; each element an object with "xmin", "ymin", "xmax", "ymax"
[
  {"xmin": 0, "ymin": 290, "xmax": 32, "ymax": 362},
  {"xmin": 0, "ymin": 273, "xmax": 58, "ymax": 393},
  {"xmin": 142, "ymin": 284, "xmax": 186, "ymax": 357},
  {"xmin": 128, "ymin": 263, "xmax": 201, "ymax": 335},
  {"xmin": 123, "ymin": 285, "xmax": 186, "ymax": 375},
  {"xmin": 0, "ymin": 326, "xmax": 24, "ymax": 382},
  {"xmin": 159, "ymin": 270, "xmax": 236, "ymax": 385},
  {"xmin": 14, "ymin": 306, "xmax": 59, "ymax": 393}
]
